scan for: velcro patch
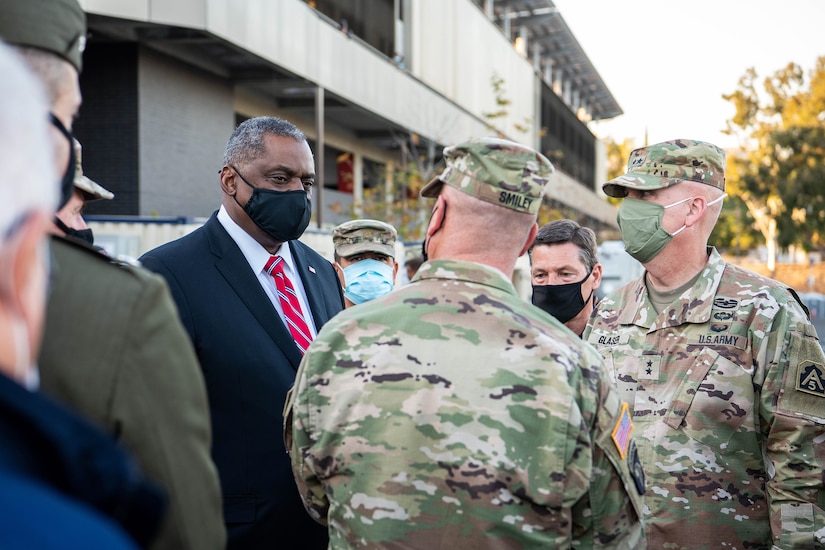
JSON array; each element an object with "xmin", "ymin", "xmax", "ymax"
[
  {"xmin": 797, "ymin": 361, "xmax": 825, "ymax": 397},
  {"xmin": 627, "ymin": 439, "xmax": 645, "ymax": 495},
  {"xmin": 612, "ymin": 402, "xmax": 634, "ymax": 459}
]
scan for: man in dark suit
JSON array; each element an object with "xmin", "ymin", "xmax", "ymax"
[{"xmin": 141, "ymin": 116, "xmax": 345, "ymax": 549}]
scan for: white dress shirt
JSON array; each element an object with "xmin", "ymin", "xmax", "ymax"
[{"xmin": 217, "ymin": 205, "xmax": 318, "ymax": 337}]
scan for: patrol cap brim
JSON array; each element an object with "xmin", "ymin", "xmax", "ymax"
[
  {"xmin": 76, "ymin": 175, "xmax": 114, "ymax": 201},
  {"xmin": 420, "ymin": 174, "xmax": 444, "ymax": 198},
  {"xmin": 337, "ymin": 241, "xmax": 395, "ymax": 258},
  {"xmin": 602, "ymin": 173, "xmax": 685, "ymax": 198}
]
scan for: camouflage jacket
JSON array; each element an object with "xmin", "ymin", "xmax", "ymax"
[
  {"xmin": 583, "ymin": 247, "xmax": 825, "ymax": 549},
  {"xmin": 286, "ymin": 259, "xmax": 645, "ymax": 549}
]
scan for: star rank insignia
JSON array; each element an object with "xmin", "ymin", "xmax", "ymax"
[{"xmin": 638, "ymin": 354, "xmax": 661, "ymax": 380}]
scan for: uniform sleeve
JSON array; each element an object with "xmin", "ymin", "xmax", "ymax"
[
  {"xmin": 760, "ymin": 301, "xmax": 825, "ymax": 548},
  {"xmin": 112, "ymin": 273, "xmax": 226, "ymax": 550},
  {"xmin": 285, "ymin": 352, "xmax": 329, "ymax": 525},
  {"xmin": 580, "ymin": 354, "xmax": 646, "ymax": 549}
]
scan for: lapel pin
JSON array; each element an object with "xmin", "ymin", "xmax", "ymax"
[{"xmin": 308, "ymin": 265, "xmax": 316, "ymax": 274}]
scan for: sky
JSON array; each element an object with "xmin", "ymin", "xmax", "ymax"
[{"xmin": 551, "ymin": 0, "xmax": 825, "ymax": 150}]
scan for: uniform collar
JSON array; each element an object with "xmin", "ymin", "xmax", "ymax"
[
  {"xmin": 619, "ymin": 247, "xmax": 725, "ymax": 330},
  {"xmin": 414, "ymin": 259, "xmax": 517, "ymax": 296}
]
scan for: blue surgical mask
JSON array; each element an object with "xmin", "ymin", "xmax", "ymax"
[{"xmin": 343, "ymin": 259, "xmax": 394, "ymax": 305}]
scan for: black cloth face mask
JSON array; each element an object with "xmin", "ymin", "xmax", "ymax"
[
  {"xmin": 231, "ymin": 166, "xmax": 311, "ymax": 242},
  {"xmin": 49, "ymin": 113, "xmax": 76, "ymax": 211},
  {"xmin": 531, "ymin": 269, "xmax": 593, "ymax": 324},
  {"xmin": 53, "ymin": 217, "xmax": 94, "ymax": 246}
]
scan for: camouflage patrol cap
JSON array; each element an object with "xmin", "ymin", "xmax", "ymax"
[
  {"xmin": 420, "ymin": 137, "xmax": 554, "ymax": 215},
  {"xmin": 603, "ymin": 139, "xmax": 726, "ymax": 198},
  {"xmin": 0, "ymin": 0, "xmax": 87, "ymax": 73},
  {"xmin": 73, "ymin": 139, "xmax": 113, "ymax": 201},
  {"xmin": 333, "ymin": 219, "xmax": 397, "ymax": 258}
]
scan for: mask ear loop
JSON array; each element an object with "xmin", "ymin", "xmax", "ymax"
[{"xmin": 672, "ymin": 193, "xmax": 728, "ymax": 237}]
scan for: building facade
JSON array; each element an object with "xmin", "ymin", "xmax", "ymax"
[{"xmin": 77, "ymin": 0, "xmax": 621, "ymax": 243}]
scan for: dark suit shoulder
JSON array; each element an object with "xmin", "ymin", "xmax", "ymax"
[{"xmin": 291, "ymin": 239, "xmax": 331, "ymax": 264}]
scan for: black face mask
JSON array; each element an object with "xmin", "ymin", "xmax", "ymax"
[
  {"xmin": 231, "ymin": 166, "xmax": 311, "ymax": 242},
  {"xmin": 49, "ymin": 113, "xmax": 76, "ymax": 210},
  {"xmin": 531, "ymin": 270, "xmax": 593, "ymax": 325},
  {"xmin": 54, "ymin": 216, "xmax": 94, "ymax": 246}
]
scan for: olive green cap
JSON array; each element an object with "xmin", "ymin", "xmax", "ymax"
[
  {"xmin": 73, "ymin": 139, "xmax": 113, "ymax": 200},
  {"xmin": 0, "ymin": 0, "xmax": 87, "ymax": 73},
  {"xmin": 333, "ymin": 219, "xmax": 397, "ymax": 258},
  {"xmin": 603, "ymin": 139, "xmax": 726, "ymax": 198},
  {"xmin": 421, "ymin": 137, "xmax": 554, "ymax": 214}
]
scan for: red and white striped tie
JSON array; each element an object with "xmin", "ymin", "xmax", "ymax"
[{"xmin": 265, "ymin": 255, "xmax": 313, "ymax": 354}]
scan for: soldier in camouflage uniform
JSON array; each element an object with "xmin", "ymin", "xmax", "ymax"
[
  {"xmin": 286, "ymin": 137, "xmax": 646, "ymax": 549},
  {"xmin": 584, "ymin": 139, "xmax": 825, "ymax": 549},
  {"xmin": 332, "ymin": 219, "xmax": 399, "ymax": 308}
]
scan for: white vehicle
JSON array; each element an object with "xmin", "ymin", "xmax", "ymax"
[{"xmin": 597, "ymin": 240, "xmax": 644, "ymax": 299}]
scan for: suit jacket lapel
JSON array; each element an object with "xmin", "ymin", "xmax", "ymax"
[
  {"xmin": 290, "ymin": 241, "xmax": 333, "ymax": 330},
  {"xmin": 205, "ymin": 217, "xmax": 303, "ymax": 369}
]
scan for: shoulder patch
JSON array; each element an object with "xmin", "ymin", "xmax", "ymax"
[
  {"xmin": 611, "ymin": 402, "xmax": 634, "ymax": 459},
  {"xmin": 797, "ymin": 361, "xmax": 825, "ymax": 397},
  {"xmin": 778, "ymin": 331, "xmax": 825, "ymax": 422},
  {"xmin": 627, "ymin": 439, "xmax": 645, "ymax": 495}
]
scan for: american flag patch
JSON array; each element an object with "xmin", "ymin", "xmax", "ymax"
[{"xmin": 611, "ymin": 402, "xmax": 634, "ymax": 459}]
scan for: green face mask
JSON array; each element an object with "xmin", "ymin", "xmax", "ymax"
[
  {"xmin": 616, "ymin": 196, "xmax": 691, "ymax": 264},
  {"xmin": 617, "ymin": 194, "xmax": 726, "ymax": 263}
]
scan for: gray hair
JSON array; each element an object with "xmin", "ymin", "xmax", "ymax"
[
  {"xmin": 0, "ymin": 43, "xmax": 56, "ymax": 237},
  {"xmin": 10, "ymin": 46, "xmax": 75, "ymax": 105},
  {"xmin": 223, "ymin": 116, "xmax": 307, "ymax": 166},
  {"xmin": 529, "ymin": 219, "xmax": 599, "ymax": 271}
]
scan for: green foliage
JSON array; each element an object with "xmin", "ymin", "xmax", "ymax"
[
  {"xmin": 328, "ymin": 138, "xmax": 436, "ymax": 242},
  {"xmin": 603, "ymin": 137, "xmax": 636, "ymax": 207},
  {"xmin": 723, "ymin": 56, "xmax": 825, "ymax": 253},
  {"xmin": 482, "ymin": 72, "xmax": 537, "ymax": 136}
]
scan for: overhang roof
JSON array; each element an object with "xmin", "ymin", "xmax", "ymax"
[{"xmin": 481, "ymin": 0, "xmax": 622, "ymax": 121}]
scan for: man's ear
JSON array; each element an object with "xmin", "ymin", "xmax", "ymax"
[
  {"xmin": 425, "ymin": 195, "xmax": 448, "ymax": 239},
  {"xmin": 391, "ymin": 261, "xmax": 399, "ymax": 283},
  {"xmin": 685, "ymin": 196, "xmax": 707, "ymax": 228},
  {"xmin": 333, "ymin": 262, "xmax": 345, "ymax": 288},
  {"xmin": 518, "ymin": 222, "xmax": 539, "ymax": 257},
  {"xmin": 219, "ymin": 166, "xmax": 236, "ymax": 196},
  {"xmin": 0, "ymin": 210, "xmax": 49, "ymax": 335},
  {"xmin": 591, "ymin": 262, "xmax": 603, "ymax": 289}
]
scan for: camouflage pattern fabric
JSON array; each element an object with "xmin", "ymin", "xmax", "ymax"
[
  {"xmin": 333, "ymin": 219, "xmax": 397, "ymax": 258},
  {"xmin": 583, "ymin": 247, "xmax": 825, "ymax": 549},
  {"xmin": 420, "ymin": 137, "xmax": 554, "ymax": 215},
  {"xmin": 603, "ymin": 139, "xmax": 726, "ymax": 198},
  {"xmin": 286, "ymin": 259, "xmax": 645, "ymax": 549}
]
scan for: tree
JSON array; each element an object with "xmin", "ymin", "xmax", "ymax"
[
  {"xmin": 329, "ymin": 131, "xmax": 437, "ymax": 243},
  {"xmin": 723, "ymin": 56, "xmax": 825, "ymax": 270}
]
